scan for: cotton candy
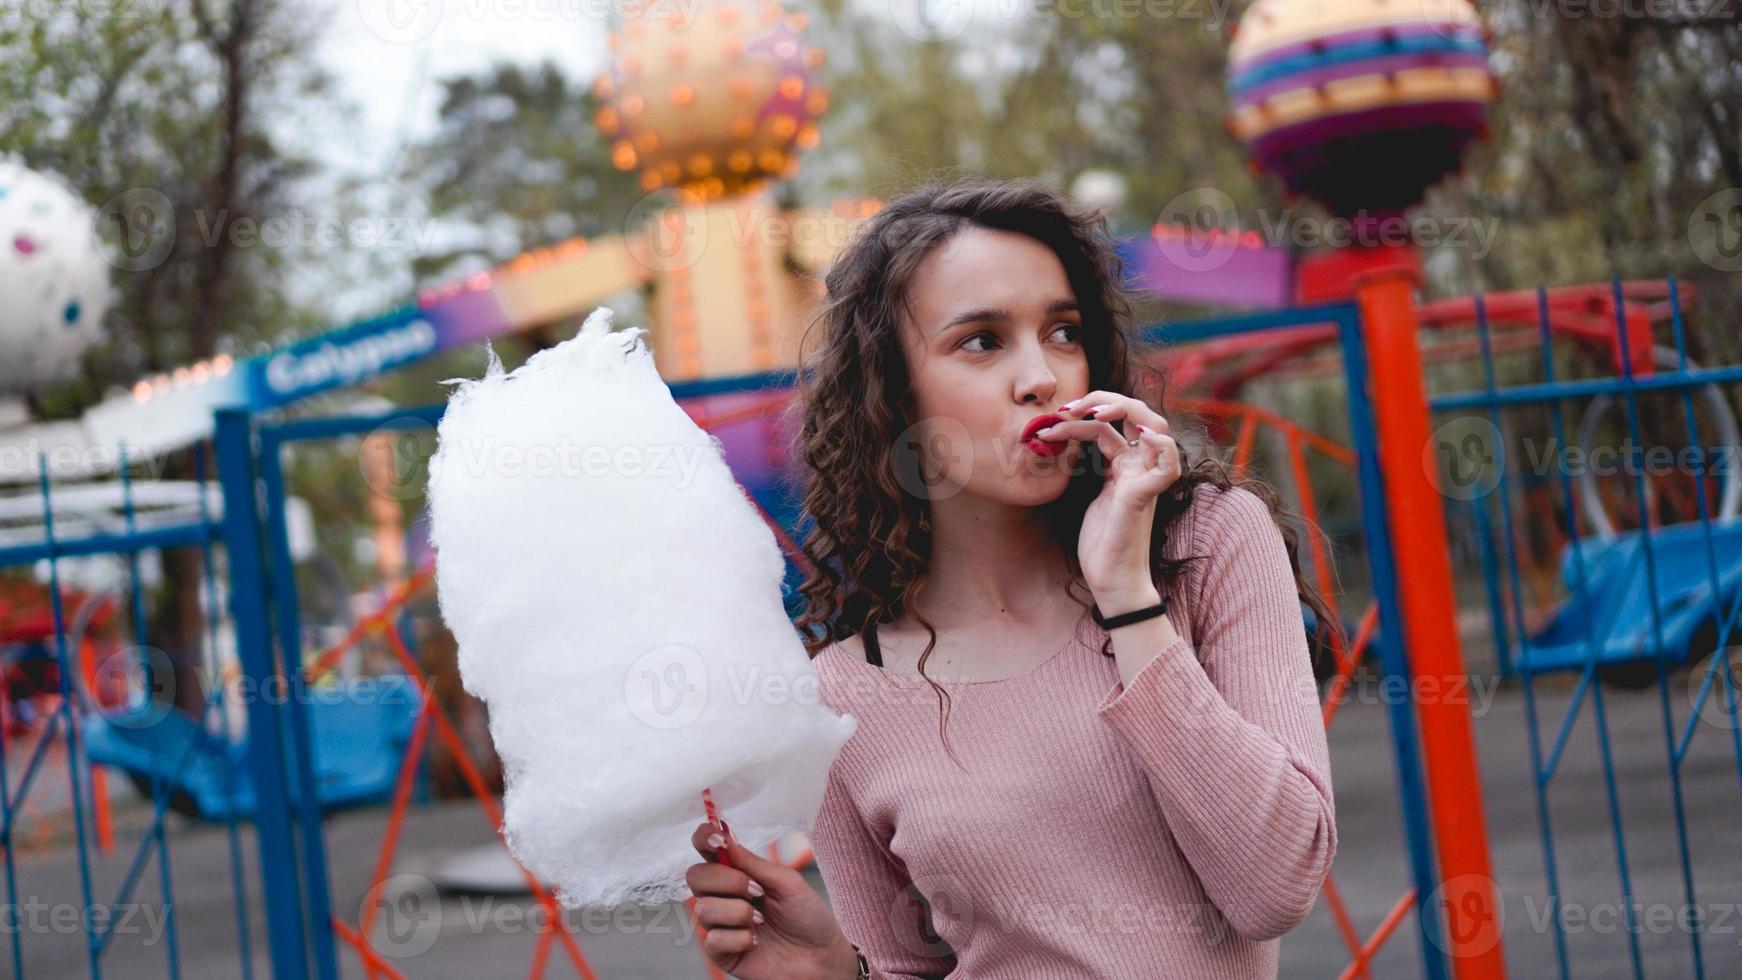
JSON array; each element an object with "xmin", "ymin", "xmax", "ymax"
[{"xmin": 426, "ymin": 306, "xmax": 858, "ymax": 908}]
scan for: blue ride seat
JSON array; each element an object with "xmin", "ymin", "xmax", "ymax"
[
  {"xmin": 1519, "ymin": 519, "xmax": 1742, "ymax": 676},
  {"xmin": 81, "ymin": 672, "xmax": 422, "ymax": 821}
]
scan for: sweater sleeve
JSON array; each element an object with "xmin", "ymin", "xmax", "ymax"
[
  {"xmin": 808, "ymin": 763, "xmax": 957, "ymax": 980},
  {"xmin": 1093, "ymin": 485, "xmax": 1337, "ymax": 942}
]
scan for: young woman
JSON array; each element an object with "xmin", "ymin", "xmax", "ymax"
[{"xmin": 684, "ymin": 177, "xmax": 1342, "ymax": 979}]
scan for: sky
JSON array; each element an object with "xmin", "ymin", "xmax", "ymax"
[
  {"xmin": 317, "ymin": 0, "xmax": 613, "ymax": 178},
  {"xmin": 310, "ymin": 0, "xmax": 1035, "ymax": 183},
  {"xmin": 283, "ymin": 0, "xmax": 621, "ymax": 321}
]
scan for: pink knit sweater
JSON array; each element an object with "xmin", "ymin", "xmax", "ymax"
[{"xmin": 806, "ymin": 483, "xmax": 1336, "ymax": 979}]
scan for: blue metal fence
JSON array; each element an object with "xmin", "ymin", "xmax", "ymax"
[
  {"xmin": 1430, "ymin": 276, "xmax": 1742, "ymax": 979},
  {"xmin": 214, "ymin": 410, "xmax": 329, "ymax": 979},
  {"xmin": 0, "ymin": 435, "xmax": 283, "ymax": 978}
]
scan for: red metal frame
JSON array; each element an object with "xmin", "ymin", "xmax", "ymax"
[{"xmin": 1161, "ymin": 281, "xmax": 1687, "ymax": 402}]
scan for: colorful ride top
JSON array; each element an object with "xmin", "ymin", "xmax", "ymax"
[
  {"xmin": 595, "ymin": 0, "xmax": 827, "ymax": 200},
  {"xmin": 1226, "ymin": 0, "xmax": 1499, "ymax": 220}
]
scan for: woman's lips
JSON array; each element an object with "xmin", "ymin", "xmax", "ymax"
[{"xmin": 1020, "ymin": 413, "xmax": 1068, "ymax": 456}]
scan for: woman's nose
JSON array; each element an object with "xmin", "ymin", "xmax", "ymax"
[{"xmin": 1013, "ymin": 341, "xmax": 1056, "ymax": 399}]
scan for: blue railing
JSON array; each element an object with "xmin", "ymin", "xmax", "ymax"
[
  {"xmin": 0, "ymin": 441, "xmax": 261, "ymax": 978},
  {"xmin": 1428, "ymin": 276, "xmax": 1741, "ymax": 979}
]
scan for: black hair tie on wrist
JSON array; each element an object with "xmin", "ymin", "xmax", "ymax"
[{"xmin": 1091, "ymin": 595, "xmax": 1170, "ymax": 631}]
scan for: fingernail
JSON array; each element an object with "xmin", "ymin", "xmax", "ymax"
[
  {"xmin": 1089, "ymin": 403, "xmax": 1112, "ymax": 416},
  {"xmin": 720, "ymin": 818, "xmax": 732, "ymax": 841},
  {"xmin": 751, "ymin": 909, "xmax": 765, "ymax": 924},
  {"xmin": 1136, "ymin": 424, "xmax": 1149, "ymax": 433},
  {"xmin": 751, "ymin": 931, "xmax": 759, "ymax": 946},
  {"xmin": 747, "ymin": 880, "xmax": 765, "ymax": 897},
  {"xmin": 1060, "ymin": 398, "xmax": 1080, "ymax": 410},
  {"xmin": 706, "ymin": 833, "xmax": 725, "ymax": 849}
]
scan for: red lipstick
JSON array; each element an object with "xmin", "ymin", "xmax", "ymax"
[{"xmin": 1020, "ymin": 412, "xmax": 1068, "ymax": 456}]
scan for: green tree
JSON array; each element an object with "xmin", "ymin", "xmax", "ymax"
[
  {"xmin": 398, "ymin": 60, "xmax": 646, "ymax": 284},
  {"xmin": 1454, "ymin": 7, "xmax": 1742, "ymax": 366},
  {"xmin": 0, "ymin": 0, "xmax": 339, "ymax": 700},
  {"xmin": 0, "ymin": 0, "xmax": 337, "ymax": 412}
]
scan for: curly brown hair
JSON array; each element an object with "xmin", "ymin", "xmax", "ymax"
[{"xmin": 782, "ymin": 176, "xmax": 1344, "ymax": 757}]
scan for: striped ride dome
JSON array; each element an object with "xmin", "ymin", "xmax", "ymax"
[{"xmin": 1225, "ymin": 0, "xmax": 1498, "ymax": 219}]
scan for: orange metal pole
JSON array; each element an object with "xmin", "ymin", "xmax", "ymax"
[
  {"xmin": 1339, "ymin": 890, "xmax": 1422, "ymax": 980},
  {"xmin": 1353, "ymin": 256, "xmax": 1506, "ymax": 978},
  {"xmin": 331, "ymin": 917, "xmax": 409, "ymax": 980}
]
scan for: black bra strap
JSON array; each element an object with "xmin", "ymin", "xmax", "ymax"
[{"xmin": 863, "ymin": 619, "xmax": 883, "ymax": 667}]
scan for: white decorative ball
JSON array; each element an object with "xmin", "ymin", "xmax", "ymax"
[{"xmin": 0, "ymin": 158, "xmax": 112, "ymax": 391}]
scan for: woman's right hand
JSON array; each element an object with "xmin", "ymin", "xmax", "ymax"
[{"xmin": 686, "ymin": 820, "xmax": 863, "ymax": 980}]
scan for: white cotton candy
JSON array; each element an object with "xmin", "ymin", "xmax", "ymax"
[{"xmin": 426, "ymin": 306, "xmax": 858, "ymax": 908}]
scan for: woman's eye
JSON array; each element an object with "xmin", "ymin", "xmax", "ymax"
[{"xmin": 960, "ymin": 325, "xmax": 1077, "ymax": 352}]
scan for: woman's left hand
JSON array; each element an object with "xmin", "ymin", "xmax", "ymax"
[{"xmin": 1035, "ymin": 390, "xmax": 1183, "ymax": 600}]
